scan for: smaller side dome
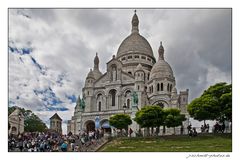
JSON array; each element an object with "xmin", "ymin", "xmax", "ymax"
[
  {"xmin": 87, "ymin": 69, "xmax": 95, "ymax": 79},
  {"xmin": 149, "ymin": 42, "xmax": 174, "ymax": 81},
  {"xmin": 150, "ymin": 60, "xmax": 174, "ymax": 80}
]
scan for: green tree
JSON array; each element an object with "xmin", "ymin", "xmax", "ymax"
[
  {"xmin": 187, "ymin": 82, "xmax": 232, "ymax": 124},
  {"xmin": 164, "ymin": 108, "xmax": 186, "ymax": 135},
  {"xmin": 188, "ymin": 95, "xmax": 219, "ymax": 124},
  {"xmin": 220, "ymin": 92, "xmax": 232, "ymax": 122},
  {"xmin": 109, "ymin": 114, "xmax": 132, "ymax": 131},
  {"xmin": 8, "ymin": 106, "xmax": 47, "ymax": 132},
  {"xmin": 24, "ymin": 113, "xmax": 47, "ymax": 132},
  {"xmin": 134, "ymin": 106, "xmax": 165, "ymax": 136}
]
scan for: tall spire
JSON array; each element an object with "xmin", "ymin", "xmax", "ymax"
[
  {"xmin": 131, "ymin": 10, "xmax": 139, "ymax": 34},
  {"xmin": 158, "ymin": 41, "xmax": 164, "ymax": 60},
  {"xmin": 94, "ymin": 52, "xmax": 99, "ymax": 70}
]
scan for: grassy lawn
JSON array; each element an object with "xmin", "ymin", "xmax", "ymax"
[{"xmin": 98, "ymin": 133, "xmax": 231, "ymax": 152}]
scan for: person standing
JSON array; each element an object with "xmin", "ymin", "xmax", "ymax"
[
  {"xmin": 61, "ymin": 141, "xmax": 68, "ymax": 152},
  {"xmin": 129, "ymin": 128, "xmax": 133, "ymax": 137}
]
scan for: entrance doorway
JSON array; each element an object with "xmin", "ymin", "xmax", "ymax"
[
  {"xmin": 85, "ymin": 120, "xmax": 95, "ymax": 132},
  {"xmin": 100, "ymin": 119, "xmax": 111, "ymax": 133}
]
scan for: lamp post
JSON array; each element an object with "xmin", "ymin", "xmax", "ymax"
[{"xmin": 123, "ymin": 103, "xmax": 127, "ymax": 114}]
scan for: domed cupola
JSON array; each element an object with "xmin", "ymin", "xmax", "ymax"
[
  {"xmin": 149, "ymin": 42, "xmax": 174, "ymax": 81},
  {"xmin": 87, "ymin": 69, "xmax": 95, "ymax": 79},
  {"xmin": 116, "ymin": 10, "xmax": 155, "ymax": 71},
  {"xmin": 85, "ymin": 69, "xmax": 95, "ymax": 87}
]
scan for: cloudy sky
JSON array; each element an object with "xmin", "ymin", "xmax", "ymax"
[{"xmin": 8, "ymin": 9, "xmax": 231, "ymax": 133}]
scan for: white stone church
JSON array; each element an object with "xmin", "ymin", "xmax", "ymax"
[{"xmin": 67, "ymin": 11, "xmax": 189, "ymax": 135}]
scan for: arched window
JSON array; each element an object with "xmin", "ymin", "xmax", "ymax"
[
  {"xmin": 127, "ymin": 99, "xmax": 130, "ymax": 108},
  {"xmin": 109, "ymin": 89, "xmax": 116, "ymax": 106},
  {"xmin": 161, "ymin": 83, "xmax": 163, "ymax": 91},
  {"xmin": 167, "ymin": 84, "xmax": 169, "ymax": 91},
  {"xmin": 157, "ymin": 83, "xmax": 160, "ymax": 91},
  {"xmin": 125, "ymin": 90, "xmax": 131, "ymax": 97},
  {"xmin": 98, "ymin": 101, "xmax": 101, "ymax": 111},
  {"xmin": 137, "ymin": 85, "xmax": 140, "ymax": 90}
]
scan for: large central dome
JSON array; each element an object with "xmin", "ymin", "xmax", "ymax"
[
  {"xmin": 116, "ymin": 11, "xmax": 154, "ymax": 60},
  {"xmin": 117, "ymin": 33, "xmax": 154, "ymax": 58}
]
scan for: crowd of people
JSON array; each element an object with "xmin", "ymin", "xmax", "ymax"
[
  {"xmin": 187, "ymin": 124, "xmax": 198, "ymax": 137},
  {"xmin": 9, "ymin": 122, "xmax": 230, "ymax": 152},
  {"xmin": 187, "ymin": 122, "xmax": 228, "ymax": 137},
  {"xmin": 8, "ymin": 129, "xmax": 106, "ymax": 152},
  {"xmin": 213, "ymin": 122, "xmax": 226, "ymax": 133},
  {"xmin": 201, "ymin": 123, "xmax": 210, "ymax": 133}
]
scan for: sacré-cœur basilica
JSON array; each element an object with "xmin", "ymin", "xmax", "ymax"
[{"xmin": 67, "ymin": 11, "xmax": 189, "ymax": 136}]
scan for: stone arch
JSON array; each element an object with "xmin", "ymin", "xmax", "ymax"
[
  {"xmin": 100, "ymin": 119, "xmax": 111, "ymax": 133},
  {"xmin": 83, "ymin": 120, "xmax": 95, "ymax": 132},
  {"xmin": 11, "ymin": 126, "xmax": 17, "ymax": 133},
  {"xmin": 94, "ymin": 90, "xmax": 105, "ymax": 98},
  {"xmin": 122, "ymin": 87, "xmax": 133, "ymax": 97},
  {"xmin": 95, "ymin": 90, "xmax": 106, "ymax": 111},
  {"xmin": 122, "ymin": 88, "xmax": 132, "ymax": 108},
  {"xmin": 152, "ymin": 100, "xmax": 169, "ymax": 108}
]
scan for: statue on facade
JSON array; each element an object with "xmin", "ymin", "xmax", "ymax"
[
  {"xmin": 75, "ymin": 95, "xmax": 81, "ymax": 110},
  {"xmin": 80, "ymin": 97, "xmax": 85, "ymax": 111},
  {"xmin": 132, "ymin": 91, "xmax": 138, "ymax": 106}
]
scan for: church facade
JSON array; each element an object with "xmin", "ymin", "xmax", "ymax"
[{"xmin": 67, "ymin": 11, "xmax": 189, "ymax": 135}]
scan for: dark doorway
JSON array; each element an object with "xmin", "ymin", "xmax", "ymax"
[{"xmin": 86, "ymin": 121, "xmax": 95, "ymax": 132}]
